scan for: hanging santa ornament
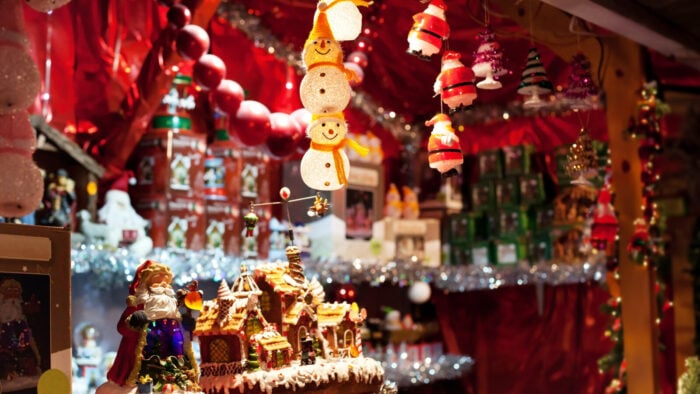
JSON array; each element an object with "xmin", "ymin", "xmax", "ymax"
[
  {"xmin": 434, "ymin": 50, "xmax": 477, "ymax": 113},
  {"xmin": 565, "ymin": 128, "xmax": 597, "ymax": 185},
  {"xmin": 300, "ymin": 7, "xmax": 352, "ymax": 115},
  {"xmin": 564, "ymin": 52, "xmax": 599, "ymax": 110},
  {"xmin": 591, "ymin": 186, "xmax": 619, "ymax": 255},
  {"xmin": 517, "ymin": 47, "xmax": 553, "ymax": 109},
  {"xmin": 300, "ymin": 113, "xmax": 368, "ymax": 190},
  {"xmin": 471, "ymin": 27, "xmax": 507, "ymax": 90},
  {"xmin": 425, "ymin": 113, "xmax": 463, "ymax": 177},
  {"xmin": 627, "ymin": 218, "xmax": 653, "ymax": 265},
  {"xmin": 406, "ymin": 0, "xmax": 449, "ymax": 60}
]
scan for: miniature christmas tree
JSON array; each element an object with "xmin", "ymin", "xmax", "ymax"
[
  {"xmin": 564, "ymin": 52, "xmax": 598, "ymax": 110},
  {"xmin": 679, "ymin": 356, "xmax": 700, "ymax": 394},
  {"xmin": 246, "ymin": 345, "xmax": 260, "ymax": 371},
  {"xmin": 566, "ymin": 128, "xmax": 597, "ymax": 185},
  {"xmin": 471, "ymin": 27, "xmax": 507, "ymax": 90},
  {"xmin": 517, "ymin": 47, "xmax": 553, "ymax": 109}
]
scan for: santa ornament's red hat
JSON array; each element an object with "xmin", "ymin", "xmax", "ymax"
[
  {"xmin": 110, "ymin": 171, "xmax": 135, "ymax": 193},
  {"xmin": 129, "ymin": 260, "xmax": 154, "ymax": 295},
  {"xmin": 429, "ymin": 0, "xmax": 447, "ymax": 10}
]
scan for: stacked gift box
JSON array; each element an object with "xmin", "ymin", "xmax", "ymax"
[{"xmin": 447, "ymin": 144, "xmax": 555, "ymax": 266}]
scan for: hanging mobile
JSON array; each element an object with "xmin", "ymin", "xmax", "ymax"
[{"xmin": 243, "ymin": 203, "xmax": 259, "ymax": 237}]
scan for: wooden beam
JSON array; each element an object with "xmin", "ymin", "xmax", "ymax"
[
  {"xmin": 669, "ymin": 218, "xmax": 696, "ymax": 379},
  {"xmin": 488, "ymin": 1, "xmax": 659, "ymax": 392}
]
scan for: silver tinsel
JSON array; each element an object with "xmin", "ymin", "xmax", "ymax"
[
  {"xmin": 71, "ymin": 244, "xmax": 605, "ymax": 291},
  {"xmin": 364, "ymin": 351, "xmax": 474, "ymax": 388}
]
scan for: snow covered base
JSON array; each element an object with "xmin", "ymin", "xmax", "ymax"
[
  {"xmin": 1, "ymin": 374, "xmax": 41, "ymax": 392},
  {"xmin": 200, "ymin": 357, "xmax": 384, "ymax": 394},
  {"xmin": 95, "ymin": 381, "xmax": 204, "ymax": 394}
]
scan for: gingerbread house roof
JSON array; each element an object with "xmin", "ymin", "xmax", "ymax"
[
  {"xmin": 194, "ymin": 280, "xmax": 266, "ymax": 337},
  {"xmin": 316, "ymin": 302, "xmax": 353, "ymax": 327},
  {"xmin": 253, "ymin": 328, "xmax": 292, "ymax": 353},
  {"xmin": 282, "ymin": 300, "xmax": 317, "ymax": 326},
  {"xmin": 231, "ymin": 264, "xmax": 262, "ymax": 296},
  {"xmin": 254, "ymin": 262, "xmax": 304, "ymax": 296}
]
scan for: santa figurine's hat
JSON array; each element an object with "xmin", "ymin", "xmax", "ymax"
[
  {"xmin": 127, "ymin": 260, "xmax": 173, "ymax": 304},
  {"xmin": 442, "ymin": 50, "xmax": 462, "ymax": 63},
  {"xmin": 110, "ymin": 171, "xmax": 135, "ymax": 193},
  {"xmin": 425, "ymin": 113, "xmax": 453, "ymax": 129},
  {"xmin": 428, "ymin": 0, "xmax": 447, "ymax": 10}
]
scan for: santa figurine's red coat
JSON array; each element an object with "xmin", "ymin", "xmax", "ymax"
[
  {"xmin": 407, "ymin": 0, "xmax": 449, "ymax": 59},
  {"xmin": 434, "ymin": 50, "xmax": 477, "ymax": 112},
  {"xmin": 426, "ymin": 113, "xmax": 463, "ymax": 176}
]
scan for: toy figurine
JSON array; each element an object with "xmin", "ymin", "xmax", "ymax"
[
  {"xmin": 425, "ymin": 113, "xmax": 464, "ymax": 177},
  {"xmin": 434, "ymin": 51, "xmax": 477, "ymax": 113},
  {"xmin": 406, "ymin": 0, "xmax": 449, "ymax": 60},
  {"xmin": 300, "ymin": 335, "xmax": 316, "ymax": 366},
  {"xmin": 0, "ymin": 278, "xmax": 41, "ymax": 386},
  {"xmin": 37, "ymin": 168, "xmax": 75, "ymax": 228}
]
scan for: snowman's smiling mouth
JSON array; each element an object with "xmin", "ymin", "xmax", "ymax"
[
  {"xmin": 322, "ymin": 132, "xmax": 338, "ymax": 140},
  {"xmin": 315, "ymin": 49, "xmax": 331, "ymax": 55}
]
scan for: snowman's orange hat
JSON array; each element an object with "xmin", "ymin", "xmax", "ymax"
[{"xmin": 305, "ymin": 6, "xmax": 334, "ymax": 46}]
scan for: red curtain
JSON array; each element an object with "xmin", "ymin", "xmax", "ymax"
[{"xmin": 432, "ymin": 282, "xmax": 612, "ymax": 393}]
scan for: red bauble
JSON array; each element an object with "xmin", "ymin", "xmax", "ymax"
[
  {"xmin": 230, "ymin": 100, "xmax": 271, "ymax": 147},
  {"xmin": 265, "ymin": 113, "xmax": 302, "ymax": 159},
  {"xmin": 175, "ymin": 25, "xmax": 210, "ymax": 61},
  {"xmin": 290, "ymin": 108, "xmax": 311, "ymax": 154},
  {"xmin": 213, "ymin": 79, "xmax": 244, "ymax": 115},
  {"xmin": 167, "ymin": 4, "xmax": 191, "ymax": 28},
  {"xmin": 193, "ymin": 54, "xmax": 226, "ymax": 90},
  {"xmin": 347, "ymin": 51, "xmax": 369, "ymax": 68}
]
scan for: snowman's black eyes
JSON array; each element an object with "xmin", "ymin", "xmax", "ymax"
[
  {"xmin": 321, "ymin": 123, "xmax": 326, "ymax": 127},
  {"xmin": 325, "ymin": 40, "xmax": 331, "ymax": 44},
  {"xmin": 336, "ymin": 123, "xmax": 340, "ymax": 127}
]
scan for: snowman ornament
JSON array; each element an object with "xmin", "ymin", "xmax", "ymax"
[{"xmin": 301, "ymin": 115, "xmax": 353, "ymax": 190}]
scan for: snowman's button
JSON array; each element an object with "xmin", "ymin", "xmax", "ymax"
[
  {"xmin": 320, "ymin": 72, "xmax": 326, "ymax": 77},
  {"xmin": 320, "ymin": 89, "xmax": 326, "ymax": 94},
  {"xmin": 324, "ymin": 181, "xmax": 330, "ymax": 187},
  {"xmin": 325, "ymin": 163, "xmax": 331, "ymax": 168}
]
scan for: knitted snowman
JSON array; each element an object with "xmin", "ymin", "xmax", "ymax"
[
  {"xmin": 425, "ymin": 113, "xmax": 463, "ymax": 177},
  {"xmin": 406, "ymin": 0, "xmax": 449, "ymax": 60},
  {"xmin": 299, "ymin": 7, "xmax": 352, "ymax": 115},
  {"xmin": 434, "ymin": 50, "xmax": 477, "ymax": 113}
]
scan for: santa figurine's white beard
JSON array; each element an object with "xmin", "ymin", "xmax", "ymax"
[
  {"xmin": 0, "ymin": 297, "xmax": 25, "ymax": 323},
  {"xmin": 135, "ymin": 286, "xmax": 179, "ymax": 321}
]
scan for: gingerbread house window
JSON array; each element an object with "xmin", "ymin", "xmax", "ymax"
[
  {"xmin": 209, "ymin": 338, "xmax": 230, "ymax": 362},
  {"xmin": 245, "ymin": 317, "xmax": 263, "ymax": 339},
  {"xmin": 343, "ymin": 330, "xmax": 354, "ymax": 348},
  {"xmin": 297, "ymin": 326, "xmax": 308, "ymax": 351},
  {"xmin": 260, "ymin": 292, "xmax": 271, "ymax": 314}
]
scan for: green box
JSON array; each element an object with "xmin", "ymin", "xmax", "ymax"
[
  {"xmin": 447, "ymin": 213, "xmax": 476, "ymax": 243},
  {"xmin": 519, "ymin": 173, "xmax": 546, "ymax": 205},
  {"xmin": 477, "ymin": 149, "xmax": 504, "ymax": 180},
  {"xmin": 471, "ymin": 241, "xmax": 493, "ymax": 266},
  {"xmin": 497, "ymin": 208, "xmax": 529, "ymax": 237},
  {"xmin": 493, "ymin": 236, "xmax": 527, "ymax": 265},
  {"xmin": 471, "ymin": 181, "xmax": 496, "ymax": 212},
  {"xmin": 495, "ymin": 178, "xmax": 521, "ymax": 209},
  {"xmin": 502, "ymin": 145, "xmax": 533, "ymax": 176},
  {"xmin": 450, "ymin": 242, "xmax": 473, "ymax": 266},
  {"xmin": 472, "ymin": 212, "xmax": 498, "ymax": 241},
  {"xmin": 528, "ymin": 231, "xmax": 553, "ymax": 262},
  {"xmin": 528, "ymin": 205, "xmax": 555, "ymax": 232}
]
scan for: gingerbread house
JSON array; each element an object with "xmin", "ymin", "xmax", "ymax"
[{"xmin": 316, "ymin": 302, "xmax": 366, "ymax": 359}]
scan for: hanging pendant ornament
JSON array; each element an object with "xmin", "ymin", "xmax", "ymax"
[
  {"xmin": 566, "ymin": 128, "xmax": 597, "ymax": 185},
  {"xmin": 406, "ymin": 0, "xmax": 449, "ymax": 60},
  {"xmin": 564, "ymin": 52, "xmax": 599, "ymax": 110},
  {"xmin": 243, "ymin": 204, "xmax": 259, "ymax": 237},
  {"xmin": 299, "ymin": 113, "xmax": 369, "ymax": 190},
  {"xmin": 434, "ymin": 50, "xmax": 477, "ymax": 114},
  {"xmin": 307, "ymin": 194, "xmax": 330, "ymax": 217},
  {"xmin": 300, "ymin": 6, "xmax": 352, "ymax": 115},
  {"xmin": 471, "ymin": 26, "xmax": 507, "ymax": 90},
  {"xmin": 425, "ymin": 113, "xmax": 463, "ymax": 177},
  {"xmin": 627, "ymin": 218, "xmax": 652, "ymax": 265},
  {"xmin": 590, "ymin": 185, "xmax": 619, "ymax": 254},
  {"xmin": 517, "ymin": 47, "xmax": 553, "ymax": 109}
]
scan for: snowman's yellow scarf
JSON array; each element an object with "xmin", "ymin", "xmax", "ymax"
[{"xmin": 310, "ymin": 139, "xmax": 369, "ymax": 185}]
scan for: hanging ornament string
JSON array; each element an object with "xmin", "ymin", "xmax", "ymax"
[{"xmin": 41, "ymin": 10, "xmax": 53, "ymax": 122}]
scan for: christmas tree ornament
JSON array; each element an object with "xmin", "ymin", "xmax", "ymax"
[
  {"xmin": 265, "ymin": 112, "xmax": 302, "ymax": 159},
  {"xmin": 566, "ymin": 128, "xmax": 597, "ymax": 185},
  {"xmin": 182, "ymin": 280, "xmax": 203, "ymax": 311},
  {"xmin": 406, "ymin": 0, "xmax": 449, "ymax": 60},
  {"xmin": 175, "ymin": 24, "xmax": 210, "ymax": 61},
  {"xmin": 243, "ymin": 205, "xmax": 259, "ymax": 237},
  {"xmin": 425, "ymin": 113, "xmax": 463, "ymax": 177},
  {"xmin": 307, "ymin": 194, "xmax": 330, "ymax": 217},
  {"xmin": 316, "ymin": 0, "xmax": 372, "ymax": 42},
  {"xmin": 347, "ymin": 51, "xmax": 369, "ymax": 68},
  {"xmin": 212, "ymin": 79, "xmax": 244, "ymax": 115},
  {"xmin": 434, "ymin": 50, "xmax": 477, "ymax": 113},
  {"xmin": 408, "ymin": 281, "xmax": 432, "ymax": 304},
  {"xmin": 627, "ymin": 218, "xmax": 652, "ymax": 265},
  {"xmin": 0, "ymin": 111, "xmax": 43, "ymax": 218},
  {"xmin": 193, "ymin": 54, "xmax": 226, "ymax": 91},
  {"xmin": 564, "ymin": 52, "xmax": 599, "ymax": 110},
  {"xmin": 471, "ymin": 27, "xmax": 507, "ymax": 90},
  {"xmin": 300, "ymin": 113, "xmax": 368, "ymax": 190},
  {"xmin": 24, "ymin": 0, "xmax": 72, "ymax": 12},
  {"xmin": 167, "ymin": 4, "xmax": 192, "ymax": 29},
  {"xmin": 230, "ymin": 100, "xmax": 271, "ymax": 147},
  {"xmin": 517, "ymin": 47, "xmax": 553, "ymax": 109}
]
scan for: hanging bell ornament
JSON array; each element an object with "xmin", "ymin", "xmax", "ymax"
[
  {"xmin": 243, "ymin": 205, "xmax": 259, "ymax": 237},
  {"xmin": 308, "ymin": 194, "xmax": 330, "ymax": 217}
]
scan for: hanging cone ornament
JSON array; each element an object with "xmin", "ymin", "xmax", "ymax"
[
  {"xmin": 243, "ymin": 206, "xmax": 259, "ymax": 237},
  {"xmin": 517, "ymin": 47, "xmax": 553, "ymax": 109},
  {"xmin": 406, "ymin": 0, "xmax": 449, "ymax": 60},
  {"xmin": 434, "ymin": 51, "xmax": 477, "ymax": 114},
  {"xmin": 425, "ymin": 113, "xmax": 463, "ymax": 177},
  {"xmin": 566, "ymin": 128, "xmax": 597, "ymax": 185},
  {"xmin": 471, "ymin": 27, "xmax": 507, "ymax": 90},
  {"xmin": 564, "ymin": 53, "xmax": 599, "ymax": 110}
]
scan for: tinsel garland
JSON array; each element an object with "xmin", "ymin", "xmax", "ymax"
[
  {"xmin": 365, "ymin": 352, "xmax": 474, "ymax": 388},
  {"xmin": 71, "ymin": 244, "xmax": 605, "ymax": 290}
]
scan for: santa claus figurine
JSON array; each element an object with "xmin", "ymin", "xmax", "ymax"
[
  {"xmin": 0, "ymin": 278, "xmax": 41, "ymax": 385},
  {"xmin": 97, "ymin": 261, "xmax": 200, "ymax": 393},
  {"xmin": 434, "ymin": 51, "xmax": 477, "ymax": 113},
  {"xmin": 426, "ymin": 113, "xmax": 463, "ymax": 177},
  {"xmin": 406, "ymin": 0, "xmax": 449, "ymax": 60},
  {"xmin": 94, "ymin": 172, "xmax": 153, "ymax": 257}
]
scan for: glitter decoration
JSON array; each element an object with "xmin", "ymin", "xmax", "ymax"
[
  {"xmin": 517, "ymin": 47, "xmax": 553, "ymax": 109},
  {"xmin": 0, "ymin": 45, "xmax": 41, "ymax": 115},
  {"xmin": 365, "ymin": 353, "xmax": 473, "ymax": 388},
  {"xmin": 564, "ymin": 53, "xmax": 599, "ymax": 110},
  {"xmin": 471, "ymin": 27, "xmax": 508, "ymax": 90},
  {"xmin": 565, "ymin": 128, "xmax": 597, "ymax": 185},
  {"xmin": 24, "ymin": 0, "xmax": 72, "ymax": 12}
]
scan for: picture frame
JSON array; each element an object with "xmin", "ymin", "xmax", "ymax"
[
  {"xmin": 0, "ymin": 223, "xmax": 72, "ymax": 392},
  {"xmin": 332, "ymin": 162, "xmax": 384, "ymax": 241},
  {"xmin": 383, "ymin": 218, "xmax": 441, "ymax": 267}
]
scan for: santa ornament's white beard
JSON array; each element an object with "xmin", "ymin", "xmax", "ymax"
[
  {"xmin": 135, "ymin": 286, "xmax": 179, "ymax": 321},
  {"xmin": 0, "ymin": 298, "xmax": 25, "ymax": 323}
]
